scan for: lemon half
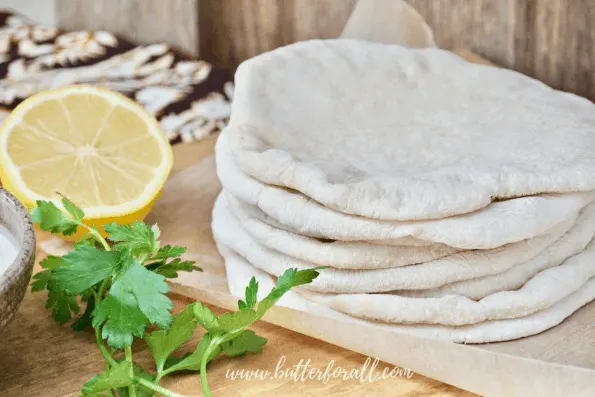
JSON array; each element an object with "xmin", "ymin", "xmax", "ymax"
[{"xmin": 0, "ymin": 85, "xmax": 173, "ymax": 237}]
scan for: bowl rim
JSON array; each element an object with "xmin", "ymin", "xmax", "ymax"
[{"xmin": 0, "ymin": 187, "xmax": 36, "ymax": 294}]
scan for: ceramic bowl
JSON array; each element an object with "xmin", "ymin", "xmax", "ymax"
[{"xmin": 0, "ymin": 187, "xmax": 35, "ymax": 333}]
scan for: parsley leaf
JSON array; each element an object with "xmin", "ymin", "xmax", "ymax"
[
  {"xmin": 257, "ymin": 267, "xmax": 324, "ymax": 315},
  {"xmin": 192, "ymin": 302, "xmax": 220, "ymax": 333},
  {"xmin": 93, "ymin": 285, "xmax": 147, "ymax": 348},
  {"xmin": 93, "ymin": 259, "xmax": 173, "ymax": 348},
  {"xmin": 31, "ymin": 256, "xmax": 67, "ymax": 292},
  {"xmin": 40, "ymin": 255, "xmax": 68, "ymax": 269},
  {"xmin": 165, "ymin": 334, "xmax": 222, "ymax": 373},
  {"xmin": 145, "ymin": 305, "xmax": 198, "ymax": 372},
  {"xmin": 238, "ymin": 277, "xmax": 258, "ymax": 310},
  {"xmin": 146, "ymin": 258, "xmax": 202, "ymax": 279},
  {"xmin": 123, "ymin": 261, "xmax": 173, "ymax": 329},
  {"xmin": 217, "ymin": 309, "xmax": 258, "ymax": 333},
  {"xmin": 80, "ymin": 361, "xmax": 133, "ymax": 396},
  {"xmin": 31, "ymin": 270, "xmax": 52, "ymax": 292},
  {"xmin": 31, "ymin": 200, "xmax": 79, "ymax": 236},
  {"xmin": 221, "ymin": 330, "xmax": 267, "ymax": 357},
  {"xmin": 46, "ymin": 291, "xmax": 79, "ymax": 324},
  {"xmin": 49, "ymin": 246, "xmax": 121, "ymax": 295},
  {"xmin": 105, "ymin": 221, "xmax": 160, "ymax": 258},
  {"xmin": 151, "ymin": 245, "xmax": 186, "ymax": 260},
  {"xmin": 60, "ymin": 195, "xmax": 85, "ymax": 221},
  {"xmin": 163, "ymin": 353, "xmax": 192, "ymax": 370}
]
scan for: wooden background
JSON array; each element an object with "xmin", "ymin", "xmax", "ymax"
[{"xmin": 53, "ymin": 0, "xmax": 595, "ymax": 101}]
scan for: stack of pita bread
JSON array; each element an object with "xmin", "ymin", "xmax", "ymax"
[{"xmin": 212, "ymin": 39, "xmax": 595, "ymax": 344}]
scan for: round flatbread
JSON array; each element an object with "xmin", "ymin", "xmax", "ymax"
[
  {"xmin": 296, "ymin": 232, "xmax": 595, "ymax": 325},
  {"xmin": 212, "ymin": 193, "xmax": 575, "ymax": 293},
  {"xmin": 218, "ymin": 129, "xmax": 594, "ymax": 249},
  {"xmin": 229, "ymin": 40, "xmax": 595, "ymax": 220},
  {"xmin": 218, "ymin": 240, "xmax": 595, "ymax": 344},
  {"xmin": 398, "ymin": 199, "xmax": 595, "ymax": 300},
  {"xmin": 228, "ymin": 191, "xmax": 459, "ymax": 269}
]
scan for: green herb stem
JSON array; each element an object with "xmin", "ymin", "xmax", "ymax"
[
  {"xmin": 135, "ymin": 378, "xmax": 188, "ymax": 397},
  {"xmin": 95, "ymin": 326, "xmax": 117, "ymax": 367},
  {"xmin": 200, "ymin": 344, "xmax": 218, "ymax": 397},
  {"xmin": 124, "ymin": 345, "xmax": 137, "ymax": 397},
  {"xmin": 200, "ymin": 355, "xmax": 211, "ymax": 397},
  {"xmin": 91, "ymin": 272, "xmax": 117, "ymax": 369},
  {"xmin": 104, "ymin": 361, "xmax": 116, "ymax": 397},
  {"xmin": 155, "ymin": 366, "xmax": 176, "ymax": 379},
  {"xmin": 125, "ymin": 345, "xmax": 133, "ymax": 361},
  {"xmin": 154, "ymin": 372, "xmax": 165, "ymax": 385},
  {"xmin": 84, "ymin": 226, "xmax": 112, "ymax": 299},
  {"xmin": 97, "ymin": 278, "xmax": 110, "ymax": 299},
  {"xmin": 80, "ymin": 222, "xmax": 111, "ymax": 251}
]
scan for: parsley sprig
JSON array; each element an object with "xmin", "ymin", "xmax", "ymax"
[{"xmin": 31, "ymin": 197, "xmax": 322, "ymax": 397}]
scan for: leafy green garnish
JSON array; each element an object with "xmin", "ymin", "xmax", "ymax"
[
  {"xmin": 193, "ymin": 301, "xmax": 220, "ymax": 332},
  {"xmin": 81, "ymin": 361, "xmax": 134, "ymax": 396},
  {"xmin": 60, "ymin": 194, "xmax": 85, "ymax": 221},
  {"xmin": 145, "ymin": 306, "xmax": 198, "ymax": 372},
  {"xmin": 93, "ymin": 258, "xmax": 173, "ymax": 348},
  {"xmin": 46, "ymin": 290, "xmax": 79, "ymax": 324},
  {"xmin": 31, "ymin": 255, "xmax": 65, "ymax": 292},
  {"xmin": 152, "ymin": 244, "xmax": 187, "ymax": 260},
  {"xmin": 105, "ymin": 221, "xmax": 160, "ymax": 259},
  {"xmin": 146, "ymin": 258, "xmax": 202, "ymax": 278},
  {"xmin": 221, "ymin": 330, "xmax": 267, "ymax": 357},
  {"xmin": 238, "ymin": 277, "xmax": 258, "ymax": 310},
  {"xmin": 31, "ymin": 196, "xmax": 322, "ymax": 397},
  {"xmin": 50, "ymin": 246, "xmax": 121, "ymax": 295},
  {"xmin": 31, "ymin": 200, "xmax": 79, "ymax": 236}
]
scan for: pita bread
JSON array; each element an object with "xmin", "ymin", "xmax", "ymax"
[
  {"xmin": 228, "ymin": 191, "xmax": 459, "ymax": 269},
  {"xmin": 218, "ymin": 130, "xmax": 594, "ymax": 249},
  {"xmin": 229, "ymin": 40, "xmax": 595, "ymax": 221},
  {"xmin": 212, "ymin": 193, "xmax": 575, "ymax": 293},
  {"xmin": 218, "ymin": 240, "xmax": 595, "ymax": 343},
  {"xmin": 296, "ymin": 231, "xmax": 595, "ymax": 326},
  {"xmin": 398, "ymin": 201, "xmax": 595, "ymax": 300}
]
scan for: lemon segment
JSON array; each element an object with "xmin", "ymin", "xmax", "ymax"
[{"xmin": 0, "ymin": 85, "xmax": 173, "ymax": 238}]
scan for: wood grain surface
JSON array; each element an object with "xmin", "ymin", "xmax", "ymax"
[
  {"xmin": 58, "ymin": 0, "xmax": 591, "ymax": 101},
  {"xmin": 408, "ymin": 0, "xmax": 595, "ymax": 101},
  {"xmin": 198, "ymin": 0, "xmax": 357, "ymax": 68},
  {"xmin": 56, "ymin": 0, "xmax": 199, "ymax": 55},
  {"xmin": 197, "ymin": 0, "xmax": 595, "ymax": 100}
]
